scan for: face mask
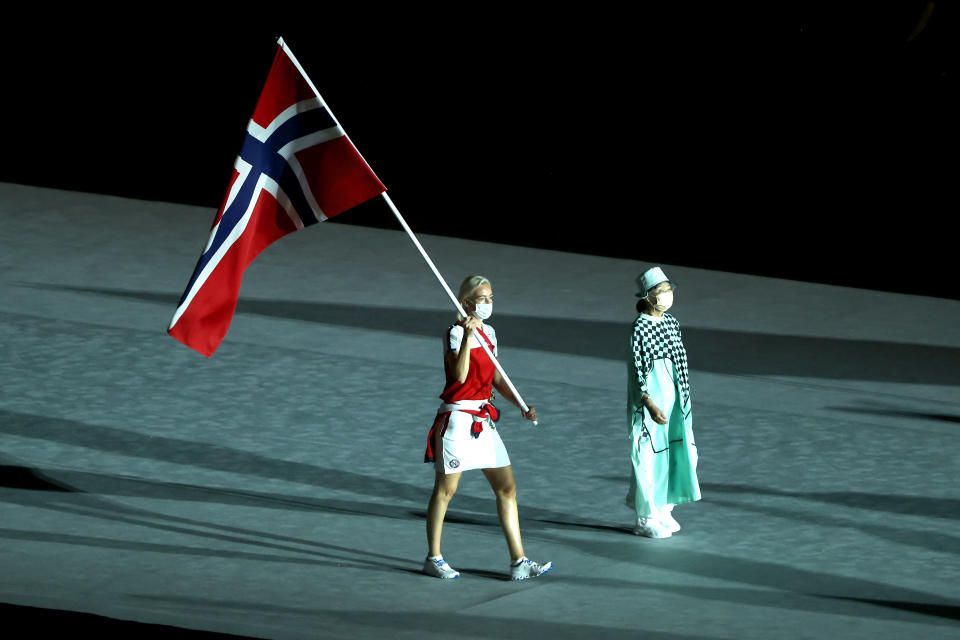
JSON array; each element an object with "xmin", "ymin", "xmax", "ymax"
[
  {"xmin": 649, "ymin": 291, "xmax": 673, "ymax": 312},
  {"xmin": 471, "ymin": 303, "xmax": 493, "ymax": 320}
]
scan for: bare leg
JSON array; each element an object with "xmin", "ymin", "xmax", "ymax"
[
  {"xmin": 482, "ymin": 465, "xmax": 525, "ymax": 562},
  {"xmin": 427, "ymin": 470, "xmax": 461, "ymax": 558}
]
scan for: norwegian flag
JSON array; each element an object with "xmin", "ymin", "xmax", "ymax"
[{"xmin": 168, "ymin": 38, "xmax": 385, "ymax": 356}]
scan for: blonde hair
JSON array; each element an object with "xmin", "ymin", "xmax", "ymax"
[{"xmin": 457, "ymin": 275, "xmax": 491, "ymax": 319}]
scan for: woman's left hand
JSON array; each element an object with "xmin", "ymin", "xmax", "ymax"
[{"xmin": 522, "ymin": 406, "xmax": 538, "ymax": 422}]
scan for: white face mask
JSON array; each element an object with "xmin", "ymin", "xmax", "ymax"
[
  {"xmin": 649, "ymin": 291, "xmax": 673, "ymax": 312},
  {"xmin": 471, "ymin": 303, "xmax": 493, "ymax": 320}
]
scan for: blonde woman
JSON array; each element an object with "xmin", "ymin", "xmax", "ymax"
[{"xmin": 422, "ymin": 275, "xmax": 551, "ymax": 580}]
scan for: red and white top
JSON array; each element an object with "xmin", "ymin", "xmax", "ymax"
[
  {"xmin": 439, "ymin": 323, "xmax": 498, "ymax": 403},
  {"xmin": 424, "ymin": 322, "xmax": 509, "ymax": 470}
]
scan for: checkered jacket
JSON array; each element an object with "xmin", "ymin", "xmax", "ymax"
[{"xmin": 631, "ymin": 313, "xmax": 691, "ymax": 407}]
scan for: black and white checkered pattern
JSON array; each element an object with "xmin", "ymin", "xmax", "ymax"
[{"xmin": 631, "ymin": 314, "xmax": 690, "ymax": 406}]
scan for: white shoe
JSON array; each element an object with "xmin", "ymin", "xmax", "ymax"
[
  {"xmin": 423, "ymin": 556, "xmax": 460, "ymax": 579},
  {"xmin": 511, "ymin": 557, "xmax": 553, "ymax": 581},
  {"xmin": 659, "ymin": 511, "xmax": 681, "ymax": 533},
  {"xmin": 633, "ymin": 517, "xmax": 672, "ymax": 538}
]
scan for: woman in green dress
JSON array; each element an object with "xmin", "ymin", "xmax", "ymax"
[{"xmin": 627, "ymin": 267, "xmax": 701, "ymax": 538}]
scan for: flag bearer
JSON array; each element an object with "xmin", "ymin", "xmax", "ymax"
[{"xmin": 422, "ymin": 275, "xmax": 552, "ymax": 580}]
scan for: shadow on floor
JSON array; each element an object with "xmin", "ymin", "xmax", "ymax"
[
  {"xmin": 0, "ymin": 409, "xmax": 602, "ymax": 528},
  {"xmin": 700, "ymin": 483, "xmax": 960, "ymax": 520},
  {"xmin": 0, "ymin": 602, "xmax": 258, "ymax": 639},
  {"xmin": 21, "ymin": 284, "xmax": 960, "ymax": 386},
  {"xmin": 831, "ymin": 407, "xmax": 960, "ymax": 424}
]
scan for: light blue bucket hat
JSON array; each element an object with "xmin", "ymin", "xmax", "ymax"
[{"xmin": 635, "ymin": 267, "xmax": 677, "ymax": 297}]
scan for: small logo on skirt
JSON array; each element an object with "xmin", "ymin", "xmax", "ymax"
[{"xmin": 449, "ymin": 459, "xmax": 460, "ymax": 469}]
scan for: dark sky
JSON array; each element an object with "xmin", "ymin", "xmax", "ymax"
[{"xmin": 3, "ymin": 5, "xmax": 955, "ymax": 299}]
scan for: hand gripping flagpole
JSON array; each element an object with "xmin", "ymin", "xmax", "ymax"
[
  {"xmin": 278, "ymin": 37, "xmax": 536, "ymax": 425},
  {"xmin": 382, "ymin": 194, "xmax": 538, "ymax": 426}
]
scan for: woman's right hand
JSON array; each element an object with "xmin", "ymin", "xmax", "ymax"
[{"xmin": 462, "ymin": 317, "xmax": 483, "ymax": 334}]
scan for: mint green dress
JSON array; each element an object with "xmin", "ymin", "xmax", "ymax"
[{"xmin": 626, "ymin": 312, "xmax": 701, "ymax": 518}]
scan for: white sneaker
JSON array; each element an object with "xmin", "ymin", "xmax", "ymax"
[
  {"xmin": 423, "ymin": 556, "xmax": 460, "ymax": 579},
  {"xmin": 511, "ymin": 557, "xmax": 553, "ymax": 581},
  {"xmin": 658, "ymin": 511, "xmax": 681, "ymax": 533},
  {"xmin": 633, "ymin": 517, "xmax": 672, "ymax": 538}
]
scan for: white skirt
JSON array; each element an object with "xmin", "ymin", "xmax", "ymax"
[{"xmin": 434, "ymin": 409, "xmax": 511, "ymax": 474}]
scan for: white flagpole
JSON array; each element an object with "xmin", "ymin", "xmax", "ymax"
[
  {"xmin": 277, "ymin": 37, "xmax": 536, "ymax": 425},
  {"xmin": 381, "ymin": 193, "xmax": 538, "ymax": 426}
]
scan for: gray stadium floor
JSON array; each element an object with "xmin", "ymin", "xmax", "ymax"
[{"xmin": 1, "ymin": 182, "xmax": 958, "ymax": 639}]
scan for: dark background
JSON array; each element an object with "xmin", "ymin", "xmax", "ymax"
[{"xmin": 2, "ymin": 4, "xmax": 955, "ymax": 299}]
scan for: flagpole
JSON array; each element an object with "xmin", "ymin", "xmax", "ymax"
[
  {"xmin": 381, "ymin": 193, "xmax": 538, "ymax": 426},
  {"xmin": 276, "ymin": 37, "xmax": 536, "ymax": 424}
]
